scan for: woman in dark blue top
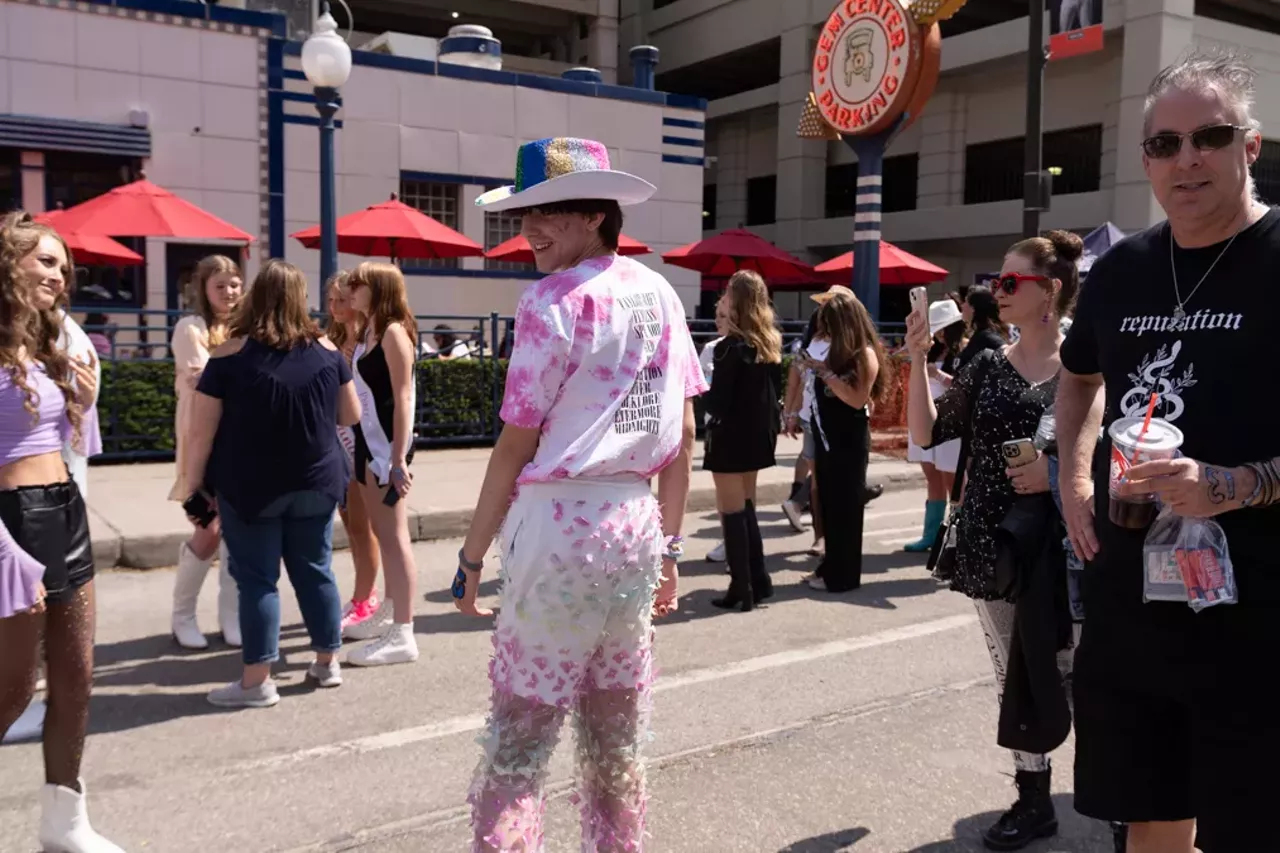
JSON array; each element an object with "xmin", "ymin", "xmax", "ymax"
[{"xmin": 183, "ymin": 259, "xmax": 362, "ymax": 710}]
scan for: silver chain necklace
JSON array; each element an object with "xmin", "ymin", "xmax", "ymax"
[{"xmin": 1169, "ymin": 215, "xmax": 1248, "ymax": 320}]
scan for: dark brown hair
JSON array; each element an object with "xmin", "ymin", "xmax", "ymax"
[
  {"xmin": 816, "ymin": 289, "xmax": 891, "ymax": 406},
  {"xmin": 231, "ymin": 259, "xmax": 320, "ymax": 350},
  {"xmin": 0, "ymin": 212, "xmax": 82, "ymax": 442},
  {"xmin": 1007, "ymin": 229, "xmax": 1084, "ymax": 317},
  {"xmin": 512, "ymin": 199, "xmax": 623, "ymax": 251},
  {"xmin": 349, "ymin": 261, "xmax": 418, "ymax": 343},
  {"xmin": 189, "ymin": 254, "xmax": 242, "ymax": 348},
  {"xmin": 966, "ymin": 285, "xmax": 1010, "ymax": 341}
]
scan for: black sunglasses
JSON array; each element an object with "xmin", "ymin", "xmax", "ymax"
[{"xmin": 1141, "ymin": 124, "xmax": 1245, "ymax": 159}]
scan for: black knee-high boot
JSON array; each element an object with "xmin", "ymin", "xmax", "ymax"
[
  {"xmin": 712, "ymin": 510, "xmax": 753, "ymax": 612},
  {"xmin": 744, "ymin": 500, "xmax": 773, "ymax": 603}
]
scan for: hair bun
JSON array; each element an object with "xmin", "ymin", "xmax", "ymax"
[{"xmin": 1045, "ymin": 229, "xmax": 1084, "ymax": 264}]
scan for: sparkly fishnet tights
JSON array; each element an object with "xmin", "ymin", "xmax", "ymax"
[
  {"xmin": 0, "ymin": 582, "xmax": 95, "ymax": 788},
  {"xmin": 470, "ymin": 685, "xmax": 651, "ymax": 853}
]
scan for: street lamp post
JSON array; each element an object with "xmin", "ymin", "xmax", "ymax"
[{"xmin": 301, "ymin": 4, "xmax": 352, "ymax": 287}]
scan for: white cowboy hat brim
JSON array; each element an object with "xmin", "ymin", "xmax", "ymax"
[{"xmin": 475, "ymin": 169, "xmax": 656, "ymax": 212}]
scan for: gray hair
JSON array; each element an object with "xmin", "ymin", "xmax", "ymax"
[{"xmin": 1143, "ymin": 48, "xmax": 1261, "ymax": 137}]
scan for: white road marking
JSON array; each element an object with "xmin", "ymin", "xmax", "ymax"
[{"xmin": 231, "ymin": 613, "xmax": 976, "ymax": 776}]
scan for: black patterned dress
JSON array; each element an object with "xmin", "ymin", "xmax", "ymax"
[{"xmin": 928, "ymin": 348, "xmax": 1059, "ymax": 600}]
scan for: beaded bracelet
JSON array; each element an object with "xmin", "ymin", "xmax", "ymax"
[{"xmin": 663, "ymin": 535, "xmax": 685, "ymax": 561}]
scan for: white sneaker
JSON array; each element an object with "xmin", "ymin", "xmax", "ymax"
[
  {"xmin": 781, "ymin": 499, "xmax": 806, "ymax": 533},
  {"xmin": 38, "ymin": 779, "xmax": 126, "ymax": 853},
  {"xmin": 307, "ymin": 659, "xmax": 343, "ymax": 688},
  {"xmin": 207, "ymin": 679, "xmax": 280, "ymax": 709},
  {"xmin": 343, "ymin": 597, "xmax": 393, "ymax": 641},
  {"xmin": 1, "ymin": 698, "xmax": 44, "ymax": 744},
  {"xmin": 706, "ymin": 541, "xmax": 726, "ymax": 562},
  {"xmin": 347, "ymin": 623, "xmax": 419, "ymax": 667}
]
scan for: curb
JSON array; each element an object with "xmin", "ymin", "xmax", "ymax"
[{"xmin": 97, "ymin": 464, "xmax": 925, "ymax": 570}]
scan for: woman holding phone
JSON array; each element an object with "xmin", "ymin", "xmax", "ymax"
[
  {"xmin": 343, "ymin": 262, "xmax": 420, "ymax": 667},
  {"xmin": 906, "ymin": 230, "xmax": 1081, "ymax": 851}
]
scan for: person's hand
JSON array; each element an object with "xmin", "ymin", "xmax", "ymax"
[
  {"xmin": 1007, "ymin": 453, "xmax": 1050, "ymax": 495},
  {"xmin": 653, "ymin": 559, "xmax": 679, "ymax": 618},
  {"xmin": 783, "ymin": 413, "xmax": 801, "ymax": 439},
  {"xmin": 905, "ymin": 312, "xmax": 931, "ymax": 362},
  {"xmin": 390, "ymin": 462, "xmax": 413, "ymax": 498},
  {"xmin": 453, "ymin": 567, "xmax": 493, "ymax": 617},
  {"xmin": 1119, "ymin": 458, "xmax": 1249, "ymax": 519},
  {"xmin": 1061, "ymin": 473, "xmax": 1099, "ymax": 561},
  {"xmin": 70, "ymin": 353, "xmax": 97, "ymax": 407}
]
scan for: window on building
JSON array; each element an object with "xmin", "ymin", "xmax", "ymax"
[
  {"xmin": 400, "ymin": 178, "xmax": 460, "ymax": 270},
  {"xmin": 655, "ymin": 38, "xmax": 781, "ymax": 102},
  {"xmin": 484, "ymin": 209, "xmax": 532, "ymax": 273},
  {"xmin": 703, "ymin": 183, "xmax": 717, "ymax": 230},
  {"xmin": 653, "ymin": 0, "xmax": 684, "ymax": 8},
  {"xmin": 1044, "ymin": 124, "xmax": 1103, "ymax": 196},
  {"xmin": 0, "ymin": 151, "xmax": 18, "ymax": 214},
  {"xmin": 964, "ymin": 137, "xmax": 1024, "ymax": 204},
  {"xmin": 746, "ymin": 175, "xmax": 776, "ymax": 226},
  {"xmin": 45, "ymin": 151, "xmax": 138, "ymax": 211},
  {"xmin": 825, "ymin": 163, "xmax": 859, "ymax": 219},
  {"xmin": 882, "ymin": 153, "xmax": 919, "ymax": 213},
  {"xmin": 1253, "ymin": 140, "xmax": 1280, "ymax": 205},
  {"xmin": 940, "ymin": 0, "xmax": 1027, "ymax": 37}
]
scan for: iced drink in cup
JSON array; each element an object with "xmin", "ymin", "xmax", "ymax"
[{"xmin": 1107, "ymin": 416, "xmax": 1184, "ymax": 529}]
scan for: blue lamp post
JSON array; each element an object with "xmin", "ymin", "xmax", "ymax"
[{"xmin": 301, "ymin": 4, "xmax": 352, "ymax": 286}]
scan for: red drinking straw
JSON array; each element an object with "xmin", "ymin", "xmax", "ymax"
[{"xmin": 1130, "ymin": 390, "xmax": 1160, "ymax": 466}]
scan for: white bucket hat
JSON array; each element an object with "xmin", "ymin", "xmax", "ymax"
[
  {"xmin": 928, "ymin": 299, "xmax": 964, "ymax": 336},
  {"xmin": 475, "ymin": 137, "xmax": 656, "ymax": 212}
]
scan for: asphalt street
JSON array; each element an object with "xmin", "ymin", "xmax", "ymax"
[{"xmin": 0, "ymin": 487, "xmax": 1115, "ymax": 853}]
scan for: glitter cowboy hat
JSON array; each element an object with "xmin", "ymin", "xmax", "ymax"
[{"xmin": 475, "ymin": 137, "xmax": 657, "ymax": 213}]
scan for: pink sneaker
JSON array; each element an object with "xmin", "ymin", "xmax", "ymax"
[{"xmin": 341, "ymin": 594, "xmax": 381, "ymax": 634}]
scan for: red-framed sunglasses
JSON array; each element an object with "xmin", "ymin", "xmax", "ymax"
[{"xmin": 993, "ymin": 272, "xmax": 1049, "ymax": 295}]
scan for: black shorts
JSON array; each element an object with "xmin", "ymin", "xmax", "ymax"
[
  {"xmin": 0, "ymin": 480, "xmax": 94, "ymax": 605},
  {"xmin": 1073, "ymin": 588, "xmax": 1278, "ymax": 853}
]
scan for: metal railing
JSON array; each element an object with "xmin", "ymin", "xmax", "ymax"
[{"xmin": 75, "ymin": 307, "xmax": 906, "ymax": 463}]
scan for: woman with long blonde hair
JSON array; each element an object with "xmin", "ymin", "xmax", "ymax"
[
  {"xmin": 801, "ymin": 288, "xmax": 888, "ymax": 593},
  {"xmin": 169, "ymin": 254, "xmax": 243, "ymax": 650},
  {"xmin": 343, "ymin": 262, "xmax": 420, "ymax": 667},
  {"xmin": 0, "ymin": 212, "xmax": 124, "ymax": 851},
  {"xmin": 702, "ymin": 270, "xmax": 783, "ymax": 611},
  {"xmin": 325, "ymin": 272, "xmax": 384, "ymax": 635}
]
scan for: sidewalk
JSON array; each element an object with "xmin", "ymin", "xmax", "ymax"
[{"xmin": 86, "ymin": 435, "xmax": 925, "ymax": 569}]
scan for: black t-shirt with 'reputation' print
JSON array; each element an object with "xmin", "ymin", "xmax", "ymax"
[{"xmin": 1062, "ymin": 207, "xmax": 1280, "ymax": 626}]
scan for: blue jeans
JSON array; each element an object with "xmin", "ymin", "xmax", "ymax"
[{"xmin": 219, "ymin": 490, "xmax": 342, "ymax": 666}]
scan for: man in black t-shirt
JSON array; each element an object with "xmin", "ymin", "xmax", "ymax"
[{"xmin": 1058, "ymin": 51, "xmax": 1280, "ymax": 853}]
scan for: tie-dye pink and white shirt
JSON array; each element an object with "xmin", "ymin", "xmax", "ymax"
[{"xmin": 501, "ymin": 254, "xmax": 708, "ymax": 484}]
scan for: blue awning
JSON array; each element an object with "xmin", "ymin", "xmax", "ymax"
[{"xmin": 0, "ymin": 115, "xmax": 150, "ymax": 158}]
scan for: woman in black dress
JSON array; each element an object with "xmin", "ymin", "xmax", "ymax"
[
  {"xmin": 958, "ymin": 284, "xmax": 1009, "ymax": 369},
  {"xmin": 703, "ymin": 270, "xmax": 783, "ymax": 611},
  {"xmin": 800, "ymin": 290, "xmax": 889, "ymax": 593},
  {"xmin": 906, "ymin": 230, "xmax": 1082, "ymax": 851}
]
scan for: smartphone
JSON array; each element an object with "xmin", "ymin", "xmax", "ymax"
[
  {"xmin": 182, "ymin": 491, "xmax": 218, "ymax": 528},
  {"xmin": 1002, "ymin": 438, "xmax": 1038, "ymax": 468},
  {"xmin": 909, "ymin": 286, "xmax": 928, "ymax": 321},
  {"xmin": 383, "ymin": 485, "xmax": 401, "ymax": 507}
]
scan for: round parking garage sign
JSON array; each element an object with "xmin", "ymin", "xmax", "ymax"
[{"xmin": 812, "ymin": 0, "xmax": 925, "ymax": 136}]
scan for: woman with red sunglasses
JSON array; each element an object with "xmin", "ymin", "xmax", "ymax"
[{"xmin": 906, "ymin": 230, "xmax": 1083, "ymax": 852}]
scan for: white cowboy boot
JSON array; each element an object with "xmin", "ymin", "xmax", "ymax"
[
  {"xmin": 217, "ymin": 542, "xmax": 241, "ymax": 648},
  {"xmin": 38, "ymin": 779, "xmax": 126, "ymax": 853},
  {"xmin": 171, "ymin": 543, "xmax": 211, "ymax": 650}
]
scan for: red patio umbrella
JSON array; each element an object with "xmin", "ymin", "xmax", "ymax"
[
  {"xmin": 291, "ymin": 194, "xmax": 484, "ymax": 262},
  {"xmin": 485, "ymin": 232, "xmax": 652, "ymax": 263},
  {"xmin": 49, "ymin": 179, "xmax": 255, "ymax": 242},
  {"xmin": 662, "ymin": 229, "xmax": 815, "ymax": 283},
  {"xmin": 36, "ymin": 210, "xmax": 143, "ymax": 267},
  {"xmin": 815, "ymin": 241, "xmax": 949, "ymax": 286}
]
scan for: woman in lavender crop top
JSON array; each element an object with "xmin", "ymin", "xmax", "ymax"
[{"xmin": 0, "ymin": 212, "xmax": 125, "ymax": 852}]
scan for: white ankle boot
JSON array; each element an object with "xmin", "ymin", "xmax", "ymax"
[
  {"xmin": 171, "ymin": 543, "xmax": 211, "ymax": 650},
  {"xmin": 38, "ymin": 779, "xmax": 126, "ymax": 853},
  {"xmin": 217, "ymin": 542, "xmax": 241, "ymax": 648}
]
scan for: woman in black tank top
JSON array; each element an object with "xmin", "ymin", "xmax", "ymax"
[{"xmin": 344, "ymin": 263, "xmax": 421, "ymax": 668}]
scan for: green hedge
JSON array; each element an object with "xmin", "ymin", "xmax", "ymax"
[{"xmin": 97, "ymin": 357, "xmax": 510, "ymax": 460}]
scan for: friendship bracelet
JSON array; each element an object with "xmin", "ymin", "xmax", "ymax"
[
  {"xmin": 458, "ymin": 547, "xmax": 484, "ymax": 572},
  {"xmin": 663, "ymin": 535, "xmax": 684, "ymax": 561},
  {"xmin": 1241, "ymin": 463, "xmax": 1265, "ymax": 509}
]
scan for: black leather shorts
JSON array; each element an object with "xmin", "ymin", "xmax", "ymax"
[{"xmin": 0, "ymin": 481, "xmax": 94, "ymax": 605}]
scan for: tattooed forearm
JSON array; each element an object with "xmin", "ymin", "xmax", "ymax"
[{"xmin": 1206, "ymin": 467, "xmax": 1234, "ymax": 505}]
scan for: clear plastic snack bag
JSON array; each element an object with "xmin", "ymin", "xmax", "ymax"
[
  {"xmin": 1142, "ymin": 507, "xmax": 1237, "ymax": 612},
  {"xmin": 1174, "ymin": 516, "xmax": 1237, "ymax": 613}
]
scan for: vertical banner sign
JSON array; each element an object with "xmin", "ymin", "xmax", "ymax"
[
  {"xmin": 802, "ymin": 0, "xmax": 953, "ymax": 321},
  {"xmin": 1049, "ymin": 0, "xmax": 1103, "ymax": 60}
]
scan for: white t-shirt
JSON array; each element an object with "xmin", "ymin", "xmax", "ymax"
[
  {"xmin": 801, "ymin": 338, "xmax": 830, "ymax": 423},
  {"xmin": 501, "ymin": 255, "xmax": 709, "ymax": 484},
  {"xmin": 698, "ymin": 336, "xmax": 723, "ymax": 425}
]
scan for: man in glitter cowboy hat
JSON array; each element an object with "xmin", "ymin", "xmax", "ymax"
[{"xmin": 453, "ymin": 137, "xmax": 707, "ymax": 851}]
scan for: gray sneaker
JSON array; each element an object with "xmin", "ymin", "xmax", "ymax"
[
  {"xmin": 307, "ymin": 659, "xmax": 343, "ymax": 688},
  {"xmin": 207, "ymin": 679, "xmax": 280, "ymax": 708}
]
